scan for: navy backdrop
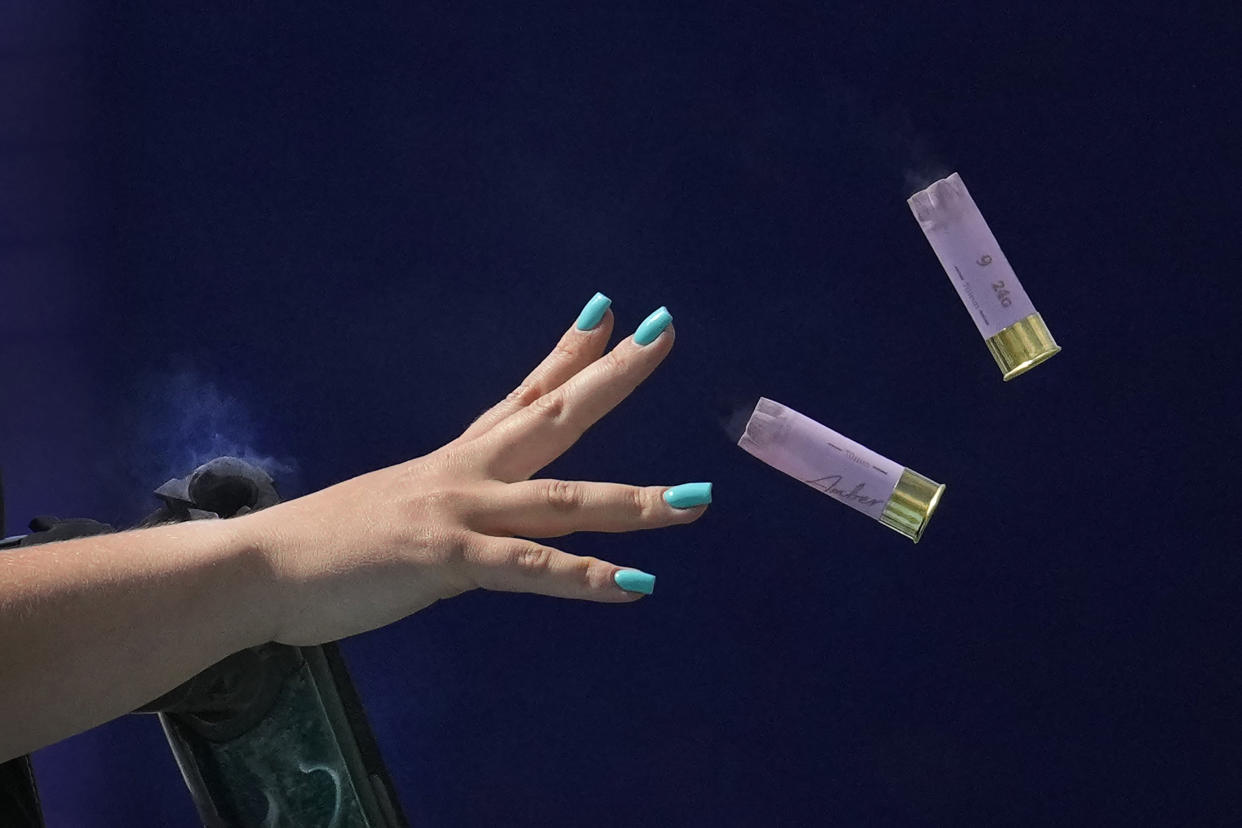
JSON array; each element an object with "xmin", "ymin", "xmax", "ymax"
[{"xmin": 2, "ymin": 2, "xmax": 1240, "ymax": 825}]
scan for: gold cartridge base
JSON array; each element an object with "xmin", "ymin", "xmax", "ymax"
[
  {"xmin": 986, "ymin": 312, "xmax": 1061, "ymax": 381},
  {"xmin": 879, "ymin": 468, "xmax": 945, "ymax": 543}
]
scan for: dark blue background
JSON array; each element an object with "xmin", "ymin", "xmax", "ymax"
[{"xmin": 3, "ymin": 2, "xmax": 1239, "ymax": 825}]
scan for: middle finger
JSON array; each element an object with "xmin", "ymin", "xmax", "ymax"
[{"xmin": 476, "ymin": 479, "xmax": 712, "ymax": 537}]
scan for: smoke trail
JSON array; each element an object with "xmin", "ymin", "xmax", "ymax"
[
  {"xmin": 903, "ymin": 162, "xmax": 955, "ymax": 196},
  {"xmin": 713, "ymin": 395, "xmax": 760, "ymax": 446},
  {"xmin": 124, "ymin": 369, "xmax": 300, "ymax": 506}
]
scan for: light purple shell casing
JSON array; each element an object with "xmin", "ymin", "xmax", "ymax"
[
  {"xmin": 908, "ymin": 172, "xmax": 1037, "ymax": 339},
  {"xmin": 737, "ymin": 398, "xmax": 945, "ymax": 541},
  {"xmin": 738, "ymin": 398, "xmax": 902, "ymax": 519}
]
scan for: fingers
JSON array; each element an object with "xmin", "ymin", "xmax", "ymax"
[
  {"xmin": 456, "ymin": 295, "xmax": 615, "ymax": 444},
  {"xmin": 460, "ymin": 533, "xmax": 655, "ymax": 603},
  {"xmin": 469, "ymin": 307, "xmax": 676, "ymax": 482},
  {"xmin": 475, "ymin": 480, "xmax": 711, "ymax": 538}
]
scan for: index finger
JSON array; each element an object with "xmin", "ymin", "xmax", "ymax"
[{"xmin": 469, "ymin": 306, "xmax": 675, "ymax": 482}]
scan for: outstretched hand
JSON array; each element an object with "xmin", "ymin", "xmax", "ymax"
[{"xmin": 248, "ymin": 295, "xmax": 711, "ymax": 646}]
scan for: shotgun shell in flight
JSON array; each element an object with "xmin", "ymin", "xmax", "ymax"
[
  {"xmin": 908, "ymin": 172, "xmax": 1061, "ymax": 380},
  {"xmin": 738, "ymin": 398, "xmax": 945, "ymax": 543}
]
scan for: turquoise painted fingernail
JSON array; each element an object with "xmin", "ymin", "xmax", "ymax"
[
  {"xmin": 664, "ymin": 482, "xmax": 712, "ymax": 509},
  {"xmin": 633, "ymin": 306, "xmax": 672, "ymax": 345},
  {"xmin": 614, "ymin": 569, "xmax": 656, "ymax": 595},
  {"xmin": 576, "ymin": 292, "xmax": 612, "ymax": 331}
]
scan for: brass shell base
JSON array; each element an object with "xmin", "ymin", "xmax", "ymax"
[
  {"xmin": 985, "ymin": 312, "xmax": 1061, "ymax": 381},
  {"xmin": 879, "ymin": 468, "xmax": 946, "ymax": 544}
]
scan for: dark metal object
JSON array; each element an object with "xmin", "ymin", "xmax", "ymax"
[{"xmin": 160, "ymin": 642, "xmax": 407, "ymax": 827}]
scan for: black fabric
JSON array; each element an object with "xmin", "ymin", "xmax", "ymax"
[
  {"xmin": 24, "ymin": 516, "xmax": 116, "ymax": 543},
  {"xmin": 0, "ymin": 754, "xmax": 44, "ymax": 828},
  {"xmin": 142, "ymin": 457, "xmax": 279, "ymax": 526}
]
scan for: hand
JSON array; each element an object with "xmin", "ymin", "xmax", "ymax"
[{"xmin": 246, "ymin": 296, "xmax": 711, "ymax": 646}]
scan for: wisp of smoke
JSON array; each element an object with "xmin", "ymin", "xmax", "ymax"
[
  {"xmin": 129, "ymin": 370, "xmax": 300, "ymax": 500},
  {"xmin": 904, "ymin": 163, "xmax": 954, "ymax": 195},
  {"xmin": 714, "ymin": 395, "xmax": 760, "ymax": 446},
  {"xmin": 876, "ymin": 108, "xmax": 952, "ymax": 195}
]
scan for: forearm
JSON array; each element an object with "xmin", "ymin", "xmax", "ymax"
[{"xmin": 0, "ymin": 517, "xmax": 277, "ymax": 762}]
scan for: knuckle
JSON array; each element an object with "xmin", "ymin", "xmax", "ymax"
[
  {"xmin": 544, "ymin": 479, "xmax": 581, "ymax": 511},
  {"xmin": 599, "ymin": 350, "xmax": 628, "ymax": 379},
  {"xmin": 511, "ymin": 544, "xmax": 553, "ymax": 575},
  {"xmin": 435, "ymin": 530, "xmax": 470, "ymax": 568},
  {"xmin": 439, "ymin": 533, "xmax": 485, "ymax": 593},
  {"xmin": 552, "ymin": 338, "xmax": 579, "ymax": 360},
  {"xmin": 572, "ymin": 555, "xmax": 603, "ymax": 589},
  {"xmin": 530, "ymin": 390, "xmax": 566, "ymax": 421},
  {"xmin": 505, "ymin": 383, "xmax": 541, "ymax": 408},
  {"xmin": 416, "ymin": 485, "xmax": 466, "ymax": 519},
  {"xmin": 409, "ymin": 527, "xmax": 473, "ymax": 584},
  {"xmin": 632, "ymin": 487, "xmax": 654, "ymax": 520}
]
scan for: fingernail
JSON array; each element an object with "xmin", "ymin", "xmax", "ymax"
[
  {"xmin": 576, "ymin": 292, "xmax": 612, "ymax": 331},
  {"xmin": 633, "ymin": 306, "xmax": 672, "ymax": 345},
  {"xmin": 663, "ymin": 482, "xmax": 712, "ymax": 509},
  {"xmin": 614, "ymin": 569, "xmax": 656, "ymax": 595}
]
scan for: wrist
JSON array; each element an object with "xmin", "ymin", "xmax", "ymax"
[{"xmin": 206, "ymin": 512, "xmax": 286, "ymax": 648}]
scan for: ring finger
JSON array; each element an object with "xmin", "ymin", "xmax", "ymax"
[{"xmin": 476, "ymin": 479, "xmax": 712, "ymax": 538}]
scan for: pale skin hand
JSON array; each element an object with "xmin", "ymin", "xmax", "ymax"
[
  {"xmin": 0, "ymin": 304, "xmax": 702, "ymax": 762},
  {"xmin": 248, "ymin": 305, "xmax": 706, "ymax": 646}
]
